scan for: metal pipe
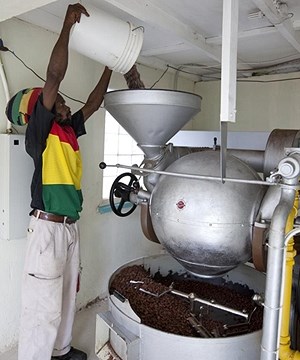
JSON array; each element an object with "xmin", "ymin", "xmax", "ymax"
[
  {"xmin": 279, "ymin": 203, "xmax": 300, "ymax": 360},
  {"xmin": 175, "ymin": 147, "xmax": 265, "ymax": 173},
  {"xmin": 228, "ymin": 149, "xmax": 265, "ymax": 173},
  {"xmin": 171, "ymin": 289, "xmax": 249, "ymax": 319},
  {"xmin": 260, "ymin": 186, "xmax": 297, "ymax": 360},
  {"xmin": 0, "ymin": 55, "xmax": 11, "ymax": 131},
  {"xmin": 106, "ymin": 163, "xmax": 277, "ymax": 186},
  {"xmin": 279, "ymin": 200, "xmax": 298, "ymax": 356}
]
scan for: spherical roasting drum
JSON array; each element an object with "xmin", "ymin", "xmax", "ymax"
[
  {"xmin": 150, "ymin": 151, "xmax": 267, "ymax": 277},
  {"xmin": 98, "ymin": 254, "xmax": 266, "ymax": 360}
]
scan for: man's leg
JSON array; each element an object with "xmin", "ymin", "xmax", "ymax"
[
  {"xmin": 18, "ymin": 217, "xmax": 66, "ymax": 360},
  {"xmin": 52, "ymin": 223, "xmax": 80, "ymax": 357}
]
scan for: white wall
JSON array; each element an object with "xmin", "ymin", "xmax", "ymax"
[{"xmin": 193, "ymin": 73, "xmax": 300, "ymax": 131}]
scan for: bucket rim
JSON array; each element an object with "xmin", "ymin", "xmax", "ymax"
[{"xmin": 111, "ymin": 22, "xmax": 144, "ymax": 74}]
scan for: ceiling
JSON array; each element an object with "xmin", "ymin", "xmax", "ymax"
[{"xmin": 2, "ymin": 0, "xmax": 300, "ymax": 81}]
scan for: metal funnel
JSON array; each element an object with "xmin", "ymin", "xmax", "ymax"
[{"xmin": 104, "ymin": 89, "xmax": 201, "ymax": 157}]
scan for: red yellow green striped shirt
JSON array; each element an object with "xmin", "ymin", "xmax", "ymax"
[{"xmin": 26, "ymin": 96, "xmax": 86, "ymax": 220}]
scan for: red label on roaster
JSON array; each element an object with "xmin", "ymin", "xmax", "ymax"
[{"xmin": 176, "ymin": 200, "xmax": 186, "ymax": 210}]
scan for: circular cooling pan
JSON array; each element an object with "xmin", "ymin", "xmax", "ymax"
[{"xmin": 99, "ymin": 253, "xmax": 266, "ymax": 360}]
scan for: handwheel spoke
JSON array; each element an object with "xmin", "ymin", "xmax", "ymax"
[
  {"xmin": 118, "ymin": 198, "xmax": 126, "ymax": 212},
  {"xmin": 128, "ymin": 178, "xmax": 135, "ymax": 187}
]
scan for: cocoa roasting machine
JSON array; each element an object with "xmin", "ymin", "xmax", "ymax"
[{"xmin": 97, "ymin": 88, "xmax": 300, "ymax": 360}]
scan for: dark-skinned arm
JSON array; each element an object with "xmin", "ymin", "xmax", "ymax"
[
  {"xmin": 81, "ymin": 66, "xmax": 112, "ymax": 122},
  {"xmin": 42, "ymin": 3, "xmax": 89, "ymax": 112}
]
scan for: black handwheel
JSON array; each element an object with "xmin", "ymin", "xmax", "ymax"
[{"xmin": 109, "ymin": 173, "xmax": 139, "ymax": 217}]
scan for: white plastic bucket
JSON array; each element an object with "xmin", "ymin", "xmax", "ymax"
[{"xmin": 70, "ymin": 5, "xmax": 144, "ymax": 74}]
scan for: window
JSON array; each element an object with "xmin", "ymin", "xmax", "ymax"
[{"xmin": 102, "ymin": 111, "xmax": 144, "ymax": 200}]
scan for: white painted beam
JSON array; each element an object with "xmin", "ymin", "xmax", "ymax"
[
  {"xmin": 206, "ymin": 26, "xmax": 277, "ymax": 45},
  {"xmin": 206, "ymin": 26, "xmax": 275, "ymax": 72},
  {"xmin": 252, "ymin": 0, "xmax": 300, "ymax": 53},
  {"xmin": 220, "ymin": 0, "xmax": 239, "ymax": 123},
  {"xmin": 140, "ymin": 43, "xmax": 191, "ymax": 57},
  {"xmin": 0, "ymin": 0, "xmax": 57, "ymax": 22},
  {"xmin": 252, "ymin": 0, "xmax": 286, "ymax": 24},
  {"xmin": 101, "ymin": 0, "xmax": 221, "ymax": 62},
  {"xmin": 276, "ymin": 20, "xmax": 300, "ymax": 53},
  {"xmin": 207, "ymin": 26, "xmax": 278, "ymax": 74},
  {"xmin": 220, "ymin": 0, "xmax": 239, "ymax": 180},
  {"xmin": 294, "ymin": 20, "xmax": 300, "ymax": 31}
]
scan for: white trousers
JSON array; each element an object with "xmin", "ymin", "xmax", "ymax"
[{"xmin": 18, "ymin": 215, "xmax": 80, "ymax": 360}]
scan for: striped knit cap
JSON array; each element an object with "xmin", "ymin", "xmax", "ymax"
[{"xmin": 5, "ymin": 87, "xmax": 42, "ymax": 126}]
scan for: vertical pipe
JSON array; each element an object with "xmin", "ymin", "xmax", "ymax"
[
  {"xmin": 260, "ymin": 187, "xmax": 297, "ymax": 360},
  {"xmin": 0, "ymin": 55, "xmax": 11, "ymax": 131},
  {"xmin": 279, "ymin": 198, "xmax": 298, "ymax": 359},
  {"xmin": 220, "ymin": 0, "xmax": 239, "ymax": 180},
  {"xmin": 279, "ymin": 193, "xmax": 300, "ymax": 359},
  {"xmin": 220, "ymin": 0, "xmax": 238, "ymax": 123}
]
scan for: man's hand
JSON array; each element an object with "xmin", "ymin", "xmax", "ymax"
[
  {"xmin": 64, "ymin": 3, "xmax": 90, "ymax": 28},
  {"xmin": 43, "ymin": 3, "xmax": 90, "ymax": 111}
]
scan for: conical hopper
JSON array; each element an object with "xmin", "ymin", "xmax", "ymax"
[{"xmin": 104, "ymin": 89, "xmax": 201, "ymax": 157}]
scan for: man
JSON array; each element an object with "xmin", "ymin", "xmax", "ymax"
[{"xmin": 18, "ymin": 3, "xmax": 112, "ymax": 360}]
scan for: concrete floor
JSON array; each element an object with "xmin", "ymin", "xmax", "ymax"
[{"xmin": 0, "ymin": 298, "xmax": 109, "ymax": 360}]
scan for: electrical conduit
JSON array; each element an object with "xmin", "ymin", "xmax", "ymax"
[
  {"xmin": 0, "ymin": 55, "xmax": 11, "ymax": 132},
  {"xmin": 260, "ymin": 186, "xmax": 297, "ymax": 360},
  {"xmin": 279, "ymin": 192, "xmax": 300, "ymax": 359}
]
